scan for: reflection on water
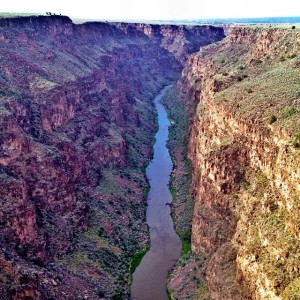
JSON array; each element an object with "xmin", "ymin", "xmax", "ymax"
[{"xmin": 131, "ymin": 86, "xmax": 182, "ymax": 300}]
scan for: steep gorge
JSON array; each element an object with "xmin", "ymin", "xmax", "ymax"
[
  {"xmin": 2, "ymin": 15, "xmax": 299, "ymax": 300},
  {"xmin": 0, "ymin": 15, "xmax": 224, "ymax": 299},
  {"xmin": 168, "ymin": 26, "xmax": 300, "ymax": 299}
]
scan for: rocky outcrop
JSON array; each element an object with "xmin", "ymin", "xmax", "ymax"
[
  {"xmin": 183, "ymin": 26, "xmax": 300, "ymax": 299},
  {"xmin": 118, "ymin": 23, "xmax": 224, "ymax": 63},
  {"xmin": 0, "ymin": 15, "xmax": 224, "ymax": 299}
]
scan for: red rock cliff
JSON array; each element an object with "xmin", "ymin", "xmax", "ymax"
[
  {"xmin": 0, "ymin": 15, "xmax": 224, "ymax": 299},
  {"xmin": 184, "ymin": 26, "xmax": 300, "ymax": 299}
]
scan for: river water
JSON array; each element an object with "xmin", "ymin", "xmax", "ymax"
[{"xmin": 131, "ymin": 86, "xmax": 182, "ymax": 300}]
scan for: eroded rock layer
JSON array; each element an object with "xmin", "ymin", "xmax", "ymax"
[
  {"xmin": 182, "ymin": 27, "xmax": 300, "ymax": 299},
  {"xmin": 0, "ymin": 15, "xmax": 224, "ymax": 299}
]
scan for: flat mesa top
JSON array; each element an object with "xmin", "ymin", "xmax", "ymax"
[
  {"xmin": 1, "ymin": 12, "xmax": 300, "ymax": 27},
  {"xmin": 0, "ymin": 12, "xmax": 41, "ymax": 18}
]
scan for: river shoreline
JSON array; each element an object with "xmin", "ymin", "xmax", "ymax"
[{"xmin": 131, "ymin": 86, "xmax": 182, "ymax": 300}]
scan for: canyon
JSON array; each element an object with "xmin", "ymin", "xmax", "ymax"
[
  {"xmin": 0, "ymin": 14, "xmax": 299, "ymax": 300},
  {"xmin": 0, "ymin": 15, "xmax": 223, "ymax": 299}
]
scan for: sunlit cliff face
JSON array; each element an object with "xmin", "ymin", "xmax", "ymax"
[{"xmin": 182, "ymin": 26, "xmax": 300, "ymax": 299}]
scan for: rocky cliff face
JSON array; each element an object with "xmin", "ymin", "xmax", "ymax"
[
  {"xmin": 181, "ymin": 27, "xmax": 300, "ymax": 299},
  {"xmin": 0, "ymin": 15, "xmax": 224, "ymax": 299}
]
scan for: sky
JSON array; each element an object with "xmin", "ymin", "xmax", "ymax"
[{"xmin": 1, "ymin": 0, "xmax": 300, "ymax": 20}]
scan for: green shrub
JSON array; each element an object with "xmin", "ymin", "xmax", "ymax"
[
  {"xmin": 129, "ymin": 247, "xmax": 148, "ymax": 275},
  {"xmin": 292, "ymin": 131, "xmax": 300, "ymax": 147},
  {"xmin": 98, "ymin": 227, "xmax": 104, "ymax": 236},
  {"xmin": 16, "ymin": 245, "xmax": 28, "ymax": 258},
  {"xmin": 98, "ymin": 291, "xmax": 105, "ymax": 298},
  {"xmin": 288, "ymin": 54, "xmax": 297, "ymax": 59},
  {"xmin": 238, "ymin": 65, "xmax": 245, "ymax": 70},
  {"xmin": 269, "ymin": 115, "xmax": 277, "ymax": 124},
  {"xmin": 282, "ymin": 107, "xmax": 297, "ymax": 118},
  {"xmin": 167, "ymin": 288, "xmax": 176, "ymax": 300},
  {"xmin": 236, "ymin": 74, "xmax": 248, "ymax": 82},
  {"xmin": 222, "ymin": 72, "xmax": 228, "ymax": 76},
  {"xmin": 281, "ymin": 278, "xmax": 300, "ymax": 299},
  {"xmin": 111, "ymin": 293, "xmax": 123, "ymax": 300},
  {"xmin": 280, "ymin": 56, "xmax": 286, "ymax": 62},
  {"xmin": 292, "ymin": 25, "xmax": 296, "ymax": 29},
  {"xmin": 177, "ymin": 230, "xmax": 191, "ymax": 256}
]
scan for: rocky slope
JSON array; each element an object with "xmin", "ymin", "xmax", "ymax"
[
  {"xmin": 169, "ymin": 26, "xmax": 300, "ymax": 299},
  {"xmin": 0, "ymin": 15, "xmax": 224, "ymax": 299}
]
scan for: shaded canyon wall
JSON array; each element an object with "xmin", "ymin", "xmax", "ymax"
[{"xmin": 0, "ymin": 15, "xmax": 224, "ymax": 299}]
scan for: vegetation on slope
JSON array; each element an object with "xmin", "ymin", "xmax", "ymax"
[
  {"xmin": 202, "ymin": 29, "xmax": 300, "ymax": 137},
  {"xmin": 162, "ymin": 85, "xmax": 211, "ymax": 300},
  {"xmin": 189, "ymin": 26, "xmax": 300, "ymax": 299},
  {"xmin": 161, "ymin": 85, "xmax": 195, "ymax": 237}
]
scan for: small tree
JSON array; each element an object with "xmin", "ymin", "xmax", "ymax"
[
  {"xmin": 282, "ymin": 107, "xmax": 296, "ymax": 118},
  {"xmin": 269, "ymin": 115, "xmax": 277, "ymax": 124},
  {"xmin": 292, "ymin": 132, "xmax": 300, "ymax": 147}
]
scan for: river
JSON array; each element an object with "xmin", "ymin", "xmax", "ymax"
[{"xmin": 131, "ymin": 86, "xmax": 182, "ymax": 300}]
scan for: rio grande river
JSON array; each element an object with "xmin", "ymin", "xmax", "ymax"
[{"xmin": 131, "ymin": 86, "xmax": 182, "ymax": 300}]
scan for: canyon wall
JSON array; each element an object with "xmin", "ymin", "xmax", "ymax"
[
  {"xmin": 180, "ymin": 26, "xmax": 300, "ymax": 299},
  {"xmin": 0, "ymin": 15, "xmax": 224, "ymax": 299}
]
